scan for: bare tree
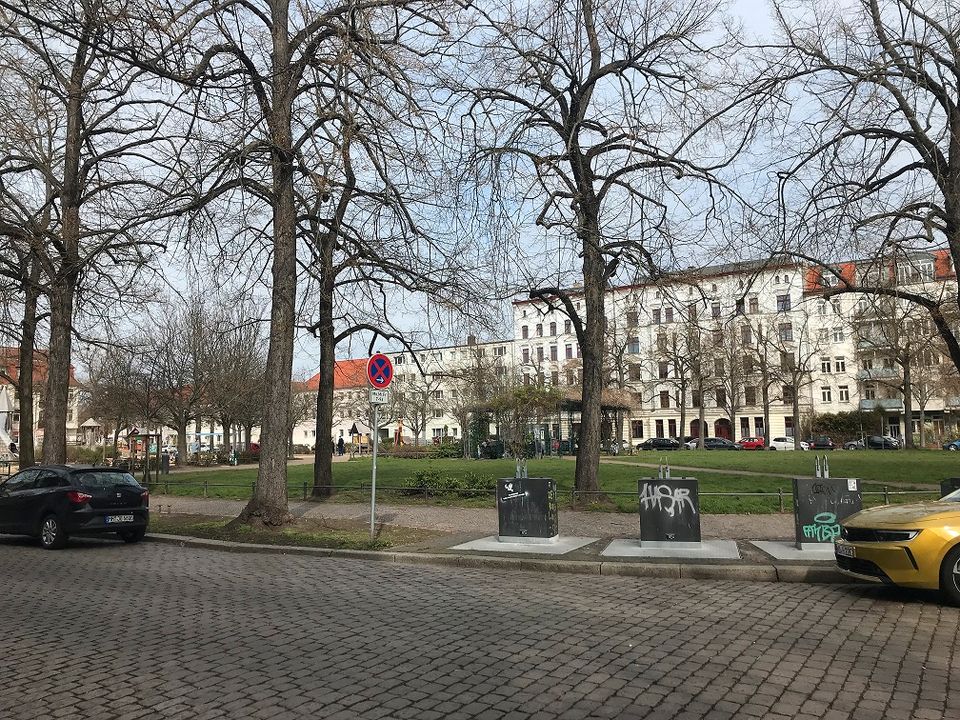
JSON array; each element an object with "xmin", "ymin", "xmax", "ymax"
[
  {"xmin": 457, "ymin": 0, "xmax": 743, "ymax": 492},
  {"xmin": 766, "ymin": 0, "xmax": 960, "ymax": 373},
  {"xmin": 768, "ymin": 306, "xmax": 823, "ymax": 448}
]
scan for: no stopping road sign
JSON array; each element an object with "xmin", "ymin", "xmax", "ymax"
[{"xmin": 367, "ymin": 353, "xmax": 394, "ymax": 389}]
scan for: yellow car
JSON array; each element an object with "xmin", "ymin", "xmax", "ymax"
[{"xmin": 835, "ymin": 490, "xmax": 960, "ymax": 604}]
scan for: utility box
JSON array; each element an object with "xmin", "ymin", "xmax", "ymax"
[
  {"xmin": 497, "ymin": 477, "xmax": 558, "ymax": 542},
  {"xmin": 638, "ymin": 477, "xmax": 701, "ymax": 544},
  {"xmin": 792, "ymin": 477, "xmax": 862, "ymax": 549},
  {"xmin": 941, "ymin": 478, "xmax": 960, "ymax": 499}
]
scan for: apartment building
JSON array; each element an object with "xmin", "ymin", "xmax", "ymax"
[{"xmin": 361, "ymin": 252, "xmax": 959, "ymax": 449}]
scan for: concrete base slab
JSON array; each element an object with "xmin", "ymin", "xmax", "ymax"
[
  {"xmin": 751, "ymin": 541, "xmax": 836, "ymax": 561},
  {"xmin": 601, "ymin": 539, "xmax": 741, "ymax": 560},
  {"xmin": 450, "ymin": 535, "xmax": 599, "ymax": 555},
  {"xmin": 496, "ymin": 535, "xmax": 559, "ymax": 545}
]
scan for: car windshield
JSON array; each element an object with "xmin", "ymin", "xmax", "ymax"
[{"xmin": 72, "ymin": 471, "xmax": 140, "ymax": 490}]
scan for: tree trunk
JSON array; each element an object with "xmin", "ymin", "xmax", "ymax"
[
  {"xmin": 919, "ymin": 407, "xmax": 926, "ymax": 448},
  {"xmin": 177, "ymin": 419, "xmax": 189, "ymax": 461},
  {"xmin": 792, "ymin": 394, "xmax": 801, "ymax": 450},
  {"xmin": 678, "ymin": 384, "xmax": 687, "ymax": 446},
  {"xmin": 42, "ymin": 278, "xmax": 76, "ymax": 464},
  {"xmin": 573, "ymin": 214, "xmax": 605, "ymax": 494},
  {"xmin": 222, "ymin": 417, "xmax": 232, "ymax": 452},
  {"xmin": 761, "ymin": 381, "xmax": 771, "ymax": 448},
  {"xmin": 312, "ymin": 238, "xmax": 336, "ymax": 499},
  {"xmin": 698, "ymin": 395, "xmax": 706, "ymax": 449},
  {"xmin": 902, "ymin": 360, "xmax": 914, "ymax": 449},
  {"xmin": 234, "ymin": 4, "xmax": 295, "ymax": 527},
  {"xmin": 16, "ymin": 257, "xmax": 40, "ymax": 467}
]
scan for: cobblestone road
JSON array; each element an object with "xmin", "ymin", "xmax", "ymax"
[{"xmin": 1, "ymin": 538, "xmax": 956, "ymax": 720}]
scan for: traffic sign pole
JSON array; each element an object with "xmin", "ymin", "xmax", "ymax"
[{"xmin": 370, "ymin": 402, "xmax": 379, "ymax": 541}]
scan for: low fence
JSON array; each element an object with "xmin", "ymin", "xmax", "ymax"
[{"xmin": 145, "ymin": 477, "xmax": 940, "ymax": 511}]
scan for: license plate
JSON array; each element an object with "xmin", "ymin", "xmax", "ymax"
[
  {"xmin": 836, "ymin": 543, "xmax": 856, "ymax": 558},
  {"xmin": 105, "ymin": 514, "xmax": 135, "ymax": 525}
]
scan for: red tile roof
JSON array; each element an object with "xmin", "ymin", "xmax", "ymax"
[
  {"xmin": 304, "ymin": 358, "xmax": 371, "ymax": 392},
  {"xmin": 0, "ymin": 347, "xmax": 79, "ymax": 387}
]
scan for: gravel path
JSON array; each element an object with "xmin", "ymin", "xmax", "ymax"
[{"xmin": 151, "ymin": 494, "xmax": 795, "ymax": 540}]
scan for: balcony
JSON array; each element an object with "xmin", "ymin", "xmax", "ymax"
[
  {"xmin": 856, "ymin": 368, "xmax": 900, "ymax": 380},
  {"xmin": 859, "ymin": 398, "xmax": 903, "ymax": 411}
]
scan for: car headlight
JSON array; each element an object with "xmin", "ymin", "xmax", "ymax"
[{"xmin": 840, "ymin": 527, "xmax": 920, "ymax": 542}]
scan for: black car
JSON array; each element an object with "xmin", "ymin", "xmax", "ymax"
[
  {"xmin": 637, "ymin": 438, "xmax": 680, "ymax": 451},
  {"xmin": 846, "ymin": 435, "xmax": 900, "ymax": 450},
  {"xmin": 806, "ymin": 435, "xmax": 836, "ymax": 450},
  {"xmin": 702, "ymin": 437, "xmax": 742, "ymax": 451},
  {"xmin": 0, "ymin": 465, "xmax": 149, "ymax": 549}
]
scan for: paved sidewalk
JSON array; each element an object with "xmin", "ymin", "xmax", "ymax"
[{"xmin": 152, "ymin": 494, "xmax": 794, "ymax": 540}]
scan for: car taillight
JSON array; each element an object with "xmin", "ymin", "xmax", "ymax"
[
  {"xmin": 141, "ymin": 489, "xmax": 149, "ymax": 506},
  {"xmin": 66, "ymin": 491, "xmax": 93, "ymax": 505}
]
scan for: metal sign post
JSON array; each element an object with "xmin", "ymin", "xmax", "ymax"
[
  {"xmin": 366, "ymin": 354, "xmax": 393, "ymax": 541},
  {"xmin": 370, "ymin": 399, "xmax": 379, "ymax": 541}
]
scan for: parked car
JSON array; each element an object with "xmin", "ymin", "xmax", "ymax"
[
  {"xmin": 943, "ymin": 439, "xmax": 960, "ymax": 451},
  {"xmin": 835, "ymin": 488, "xmax": 960, "ymax": 605},
  {"xmin": 636, "ymin": 437, "xmax": 680, "ymax": 451},
  {"xmin": 737, "ymin": 436, "xmax": 766, "ymax": 450},
  {"xmin": 768, "ymin": 436, "xmax": 810, "ymax": 451},
  {"xmin": 847, "ymin": 435, "xmax": 900, "ymax": 450},
  {"xmin": 0, "ymin": 465, "xmax": 149, "ymax": 549},
  {"xmin": 701, "ymin": 437, "xmax": 742, "ymax": 451},
  {"xmin": 806, "ymin": 435, "xmax": 836, "ymax": 450}
]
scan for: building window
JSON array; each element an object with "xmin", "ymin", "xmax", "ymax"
[
  {"xmin": 564, "ymin": 319, "xmax": 571, "ymax": 333},
  {"xmin": 659, "ymin": 391, "xmax": 670, "ymax": 409},
  {"xmin": 433, "ymin": 408, "xmax": 443, "ymax": 418},
  {"xmin": 781, "ymin": 352, "xmax": 795, "ymax": 371},
  {"xmin": 735, "ymin": 298, "xmax": 745, "ymax": 314},
  {"xmin": 748, "ymin": 297, "xmax": 759, "ymax": 314},
  {"xmin": 668, "ymin": 419, "xmax": 677, "ymax": 437},
  {"xmin": 714, "ymin": 359, "xmax": 724, "ymax": 377},
  {"xmin": 522, "ymin": 348, "xmax": 530, "ymax": 364},
  {"xmin": 831, "ymin": 299, "xmax": 842, "ymax": 314},
  {"xmin": 785, "ymin": 416, "xmax": 794, "ymax": 437},
  {"xmin": 776, "ymin": 294, "xmax": 792, "ymax": 313},
  {"xmin": 664, "ymin": 307, "xmax": 674, "ymax": 324},
  {"xmin": 783, "ymin": 385, "xmax": 796, "ymax": 404},
  {"xmin": 395, "ymin": 355, "xmax": 405, "ymax": 365},
  {"xmin": 656, "ymin": 419, "xmax": 664, "ymax": 438},
  {"xmin": 566, "ymin": 369, "xmax": 576, "ymax": 385},
  {"xmin": 536, "ymin": 346, "xmax": 544, "ymax": 362},
  {"xmin": 433, "ymin": 390, "xmax": 443, "ymax": 400},
  {"xmin": 687, "ymin": 303, "xmax": 698, "ymax": 321},
  {"xmin": 549, "ymin": 322, "xmax": 557, "ymax": 336},
  {"xmin": 741, "ymin": 326, "xmax": 752, "ymax": 345},
  {"xmin": 838, "ymin": 385, "xmax": 850, "ymax": 402},
  {"xmin": 821, "ymin": 357, "xmax": 832, "ymax": 373},
  {"xmin": 743, "ymin": 356, "xmax": 755, "ymax": 374},
  {"xmin": 565, "ymin": 344, "xmax": 573, "ymax": 359},
  {"xmin": 712, "ymin": 302, "xmax": 721, "ymax": 318},
  {"xmin": 626, "ymin": 311, "xmax": 638, "ymax": 328},
  {"xmin": 818, "ymin": 301, "xmax": 827, "ymax": 316},
  {"xmin": 631, "ymin": 420, "xmax": 644, "ymax": 439},
  {"xmin": 658, "ymin": 362, "xmax": 669, "ymax": 379},
  {"xmin": 551, "ymin": 371, "xmax": 559, "ymax": 385},
  {"xmin": 745, "ymin": 386, "xmax": 757, "ymax": 405},
  {"xmin": 715, "ymin": 388, "xmax": 726, "ymax": 406},
  {"xmin": 629, "ymin": 364, "xmax": 643, "ymax": 382},
  {"xmin": 657, "ymin": 334, "xmax": 668, "ymax": 351},
  {"xmin": 864, "ymin": 383, "xmax": 876, "ymax": 400},
  {"xmin": 692, "ymin": 390, "xmax": 701, "ymax": 407},
  {"xmin": 821, "ymin": 386, "xmax": 832, "ymax": 402},
  {"xmin": 521, "ymin": 325, "xmax": 528, "ymax": 340},
  {"xmin": 832, "ymin": 327, "xmax": 845, "ymax": 343},
  {"xmin": 778, "ymin": 323, "xmax": 794, "ymax": 342},
  {"xmin": 834, "ymin": 357, "xmax": 846, "ymax": 373},
  {"xmin": 536, "ymin": 323, "xmax": 543, "ymax": 337},
  {"xmin": 653, "ymin": 309, "xmax": 662, "ymax": 325},
  {"xmin": 494, "ymin": 346, "xmax": 506, "ymax": 356},
  {"xmin": 627, "ymin": 337, "xmax": 640, "ymax": 354}
]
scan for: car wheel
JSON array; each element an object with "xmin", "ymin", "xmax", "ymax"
[
  {"xmin": 39, "ymin": 514, "xmax": 68, "ymax": 550},
  {"xmin": 949, "ymin": 446, "xmax": 958, "ymax": 451},
  {"xmin": 940, "ymin": 544, "xmax": 960, "ymax": 606},
  {"xmin": 769, "ymin": 447, "xmax": 777, "ymax": 451},
  {"xmin": 118, "ymin": 528, "xmax": 146, "ymax": 544}
]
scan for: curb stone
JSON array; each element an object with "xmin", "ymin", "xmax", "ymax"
[{"xmin": 146, "ymin": 533, "xmax": 856, "ymax": 585}]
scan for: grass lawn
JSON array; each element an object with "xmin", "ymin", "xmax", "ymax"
[
  {"xmin": 149, "ymin": 514, "xmax": 442, "ymax": 550},
  {"xmin": 147, "ymin": 452, "xmax": 946, "ymax": 514}
]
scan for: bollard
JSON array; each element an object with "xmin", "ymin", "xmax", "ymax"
[
  {"xmin": 778, "ymin": 487, "xmax": 784, "ymax": 514},
  {"xmin": 303, "ymin": 481, "xmax": 308, "ymax": 500},
  {"xmin": 884, "ymin": 485, "xmax": 889, "ymax": 504},
  {"xmin": 203, "ymin": 478, "xmax": 208, "ymax": 498}
]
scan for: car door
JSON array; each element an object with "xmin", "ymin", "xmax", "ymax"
[{"xmin": 0, "ymin": 469, "xmax": 41, "ymax": 532}]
